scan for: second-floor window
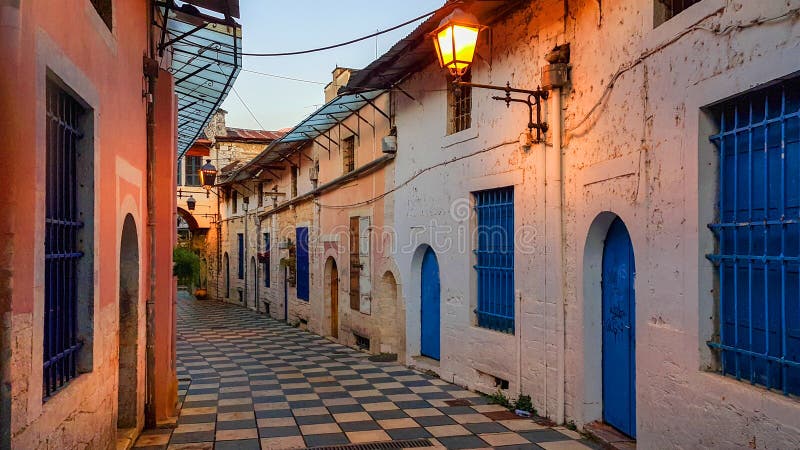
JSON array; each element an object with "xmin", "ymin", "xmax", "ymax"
[
  {"xmin": 343, "ymin": 136, "xmax": 356, "ymax": 173},
  {"xmin": 232, "ymin": 190, "xmax": 238, "ymax": 214},
  {"xmin": 183, "ymin": 155, "xmax": 202, "ymax": 186},
  {"xmin": 448, "ymin": 71, "xmax": 472, "ymax": 134}
]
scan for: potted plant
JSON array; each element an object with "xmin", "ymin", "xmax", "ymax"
[{"xmin": 173, "ymin": 246, "xmax": 201, "ymax": 295}]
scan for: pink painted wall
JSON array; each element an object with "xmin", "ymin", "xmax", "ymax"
[{"xmin": 0, "ymin": 0, "xmax": 177, "ymax": 445}]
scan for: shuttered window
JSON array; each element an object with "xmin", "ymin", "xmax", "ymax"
[
  {"xmin": 350, "ymin": 217, "xmax": 360, "ymax": 310},
  {"xmin": 237, "ymin": 233, "xmax": 244, "ymax": 279},
  {"xmin": 296, "ymin": 227, "xmax": 309, "ymax": 301},
  {"xmin": 474, "ymin": 187, "xmax": 515, "ymax": 334},
  {"xmin": 707, "ymin": 78, "xmax": 800, "ymax": 395}
]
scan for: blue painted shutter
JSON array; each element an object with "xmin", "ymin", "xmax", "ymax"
[
  {"xmin": 296, "ymin": 227, "xmax": 310, "ymax": 300},
  {"xmin": 474, "ymin": 187, "xmax": 515, "ymax": 334},
  {"xmin": 237, "ymin": 233, "xmax": 244, "ymax": 279},
  {"xmin": 708, "ymin": 78, "xmax": 800, "ymax": 395}
]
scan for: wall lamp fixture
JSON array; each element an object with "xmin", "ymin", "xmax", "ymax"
[{"xmin": 430, "ymin": 8, "xmax": 549, "ymax": 142}]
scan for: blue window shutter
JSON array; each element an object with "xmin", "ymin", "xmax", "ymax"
[
  {"xmin": 296, "ymin": 227, "xmax": 310, "ymax": 301},
  {"xmin": 474, "ymin": 186, "xmax": 515, "ymax": 334},
  {"xmin": 708, "ymin": 78, "xmax": 800, "ymax": 395},
  {"xmin": 237, "ymin": 233, "xmax": 244, "ymax": 279}
]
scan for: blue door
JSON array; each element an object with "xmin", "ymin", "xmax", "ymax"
[
  {"xmin": 602, "ymin": 218, "xmax": 636, "ymax": 437},
  {"xmin": 420, "ymin": 247, "xmax": 441, "ymax": 360}
]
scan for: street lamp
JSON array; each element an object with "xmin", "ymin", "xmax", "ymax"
[
  {"xmin": 186, "ymin": 195, "xmax": 196, "ymax": 211},
  {"xmin": 431, "ymin": 9, "xmax": 484, "ymax": 78},
  {"xmin": 429, "ymin": 8, "xmax": 549, "ymax": 142},
  {"xmin": 199, "ymin": 159, "xmax": 217, "ymax": 198}
]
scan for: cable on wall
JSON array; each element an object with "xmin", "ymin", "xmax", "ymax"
[
  {"xmin": 567, "ymin": 7, "xmax": 800, "ymax": 137},
  {"xmin": 315, "ymin": 139, "xmax": 518, "ymax": 209}
]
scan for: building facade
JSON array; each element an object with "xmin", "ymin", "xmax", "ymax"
[
  {"xmin": 0, "ymin": 0, "xmax": 242, "ymax": 448},
  {"xmin": 339, "ymin": 0, "xmax": 800, "ymax": 447}
]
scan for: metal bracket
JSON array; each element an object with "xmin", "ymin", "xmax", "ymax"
[{"xmin": 455, "ymin": 80, "xmax": 549, "ymax": 143}]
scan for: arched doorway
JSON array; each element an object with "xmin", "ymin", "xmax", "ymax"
[
  {"xmin": 420, "ymin": 247, "xmax": 441, "ymax": 360},
  {"xmin": 325, "ymin": 257, "xmax": 339, "ymax": 339},
  {"xmin": 223, "ymin": 252, "xmax": 230, "ymax": 298},
  {"xmin": 118, "ymin": 214, "xmax": 139, "ymax": 430},
  {"xmin": 377, "ymin": 271, "xmax": 400, "ymax": 355},
  {"xmin": 602, "ymin": 218, "xmax": 636, "ymax": 437}
]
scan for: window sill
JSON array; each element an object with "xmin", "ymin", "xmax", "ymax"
[
  {"xmin": 645, "ymin": 0, "xmax": 724, "ymax": 51},
  {"xmin": 441, "ymin": 127, "xmax": 479, "ymax": 149}
]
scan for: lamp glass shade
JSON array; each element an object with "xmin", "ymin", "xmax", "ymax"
[
  {"xmin": 431, "ymin": 9, "xmax": 482, "ymax": 77},
  {"xmin": 199, "ymin": 159, "xmax": 217, "ymax": 190}
]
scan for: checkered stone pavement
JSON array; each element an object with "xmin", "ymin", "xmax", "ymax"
[{"xmin": 134, "ymin": 298, "xmax": 598, "ymax": 450}]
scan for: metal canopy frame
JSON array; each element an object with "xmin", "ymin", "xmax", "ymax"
[
  {"xmin": 155, "ymin": 1, "xmax": 242, "ymax": 157},
  {"xmin": 220, "ymin": 89, "xmax": 388, "ymax": 185}
]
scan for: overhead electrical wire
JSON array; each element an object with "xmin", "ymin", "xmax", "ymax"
[
  {"xmin": 241, "ymin": 68, "xmax": 327, "ymax": 85},
  {"xmin": 172, "ymin": 6, "xmax": 444, "ymax": 58},
  {"xmin": 232, "ymin": 85, "xmax": 266, "ymax": 130},
  {"xmin": 239, "ymin": 7, "xmax": 440, "ymax": 57}
]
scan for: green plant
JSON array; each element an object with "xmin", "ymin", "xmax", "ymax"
[
  {"xmin": 565, "ymin": 420, "xmax": 577, "ymax": 431},
  {"xmin": 514, "ymin": 394, "xmax": 535, "ymax": 414},
  {"xmin": 487, "ymin": 389, "xmax": 512, "ymax": 408},
  {"xmin": 173, "ymin": 246, "xmax": 200, "ymax": 287}
]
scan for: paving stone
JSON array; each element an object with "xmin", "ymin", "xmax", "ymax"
[{"xmin": 134, "ymin": 299, "xmax": 590, "ymax": 449}]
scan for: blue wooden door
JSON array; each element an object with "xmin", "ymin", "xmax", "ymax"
[
  {"xmin": 420, "ymin": 247, "xmax": 441, "ymax": 360},
  {"xmin": 602, "ymin": 218, "xmax": 636, "ymax": 437}
]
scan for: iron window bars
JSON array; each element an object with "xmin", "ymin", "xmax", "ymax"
[
  {"xmin": 44, "ymin": 80, "xmax": 86, "ymax": 398},
  {"xmin": 707, "ymin": 78, "xmax": 800, "ymax": 396},
  {"xmin": 474, "ymin": 187, "xmax": 515, "ymax": 334}
]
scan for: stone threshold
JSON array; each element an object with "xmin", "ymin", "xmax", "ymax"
[{"xmin": 584, "ymin": 421, "xmax": 636, "ymax": 450}]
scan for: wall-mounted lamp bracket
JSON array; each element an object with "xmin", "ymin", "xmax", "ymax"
[{"xmin": 454, "ymin": 80, "xmax": 549, "ymax": 143}]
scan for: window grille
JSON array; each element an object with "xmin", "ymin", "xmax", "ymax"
[
  {"xmin": 343, "ymin": 136, "xmax": 356, "ymax": 173},
  {"xmin": 183, "ymin": 155, "xmax": 201, "ymax": 186},
  {"xmin": 448, "ymin": 71, "xmax": 472, "ymax": 134},
  {"xmin": 44, "ymin": 80, "xmax": 86, "ymax": 397},
  {"xmin": 237, "ymin": 233, "xmax": 244, "ymax": 279},
  {"xmin": 707, "ymin": 78, "xmax": 800, "ymax": 396},
  {"xmin": 474, "ymin": 187, "xmax": 515, "ymax": 333}
]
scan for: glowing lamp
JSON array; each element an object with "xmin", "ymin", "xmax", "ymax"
[
  {"xmin": 186, "ymin": 195, "xmax": 196, "ymax": 211},
  {"xmin": 430, "ymin": 8, "xmax": 484, "ymax": 78},
  {"xmin": 199, "ymin": 159, "xmax": 217, "ymax": 194}
]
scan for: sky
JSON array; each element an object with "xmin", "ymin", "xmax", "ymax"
[{"xmin": 219, "ymin": 0, "xmax": 442, "ymax": 131}]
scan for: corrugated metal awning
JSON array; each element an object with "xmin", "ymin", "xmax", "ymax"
[
  {"xmin": 221, "ymin": 89, "xmax": 386, "ymax": 184},
  {"xmin": 159, "ymin": 2, "xmax": 242, "ymax": 157},
  {"xmin": 280, "ymin": 89, "xmax": 385, "ymax": 142}
]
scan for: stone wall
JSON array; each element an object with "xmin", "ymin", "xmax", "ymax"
[{"xmin": 393, "ymin": 0, "xmax": 800, "ymax": 447}]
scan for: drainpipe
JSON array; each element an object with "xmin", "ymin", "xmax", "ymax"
[
  {"xmin": 144, "ymin": 0, "xmax": 158, "ymax": 428},
  {"xmin": 144, "ymin": 64, "xmax": 158, "ymax": 429},
  {"xmin": 552, "ymin": 85, "xmax": 565, "ymax": 425},
  {"xmin": 542, "ymin": 44, "xmax": 570, "ymax": 425}
]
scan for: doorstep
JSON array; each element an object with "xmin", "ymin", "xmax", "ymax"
[{"xmin": 584, "ymin": 421, "xmax": 636, "ymax": 450}]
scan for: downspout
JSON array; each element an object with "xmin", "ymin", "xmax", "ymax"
[
  {"xmin": 144, "ymin": 46, "xmax": 158, "ymax": 431},
  {"xmin": 542, "ymin": 44, "xmax": 569, "ymax": 424},
  {"xmin": 552, "ymin": 85, "xmax": 565, "ymax": 425}
]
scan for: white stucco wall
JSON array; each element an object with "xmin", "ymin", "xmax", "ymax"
[{"xmin": 393, "ymin": 0, "xmax": 800, "ymax": 448}]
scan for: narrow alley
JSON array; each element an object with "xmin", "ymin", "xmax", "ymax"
[{"xmin": 132, "ymin": 296, "xmax": 596, "ymax": 450}]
